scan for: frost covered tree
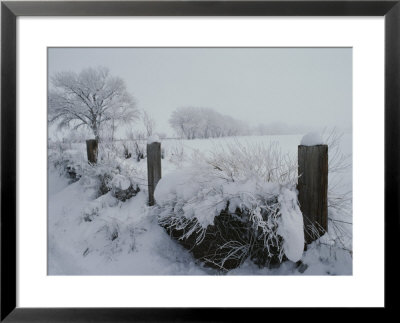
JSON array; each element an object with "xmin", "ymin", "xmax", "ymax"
[
  {"xmin": 169, "ymin": 107, "xmax": 247, "ymax": 139},
  {"xmin": 169, "ymin": 107, "xmax": 202, "ymax": 139},
  {"xmin": 48, "ymin": 66, "xmax": 139, "ymax": 141}
]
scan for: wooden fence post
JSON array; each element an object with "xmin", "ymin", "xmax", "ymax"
[
  {"xmin": 147, "ymin": 141, "xmax": 162, "ymax": 206},
  {"xmin": 86, "ymin": 139, "xmax": 98, "ymax": 164},
  {"xmin": 298, "ymin": 144, "xmax": 328, "ymax": 244}
]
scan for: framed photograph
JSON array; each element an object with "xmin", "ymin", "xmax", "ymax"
[{"xmin": 1, "ymin": 0, "xmax": 398, "ymax": 320}]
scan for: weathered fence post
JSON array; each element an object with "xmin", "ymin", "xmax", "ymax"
[
  {"xmin": 86, "ymin": 139, "xmax": 98, "ymax": 164},
  {"xmin": 147, "ymin": 141, "xmax": 162, "ymax": 206},
  {"xmin": 298, "ymin": 144, "xmax": 328, "ymax": 244}
]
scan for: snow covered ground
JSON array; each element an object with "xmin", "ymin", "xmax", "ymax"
[{"xmin": 48, "ymin": 133, "xmax": 352, "ymax": 275}]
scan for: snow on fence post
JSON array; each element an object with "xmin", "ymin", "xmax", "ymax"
[
  {"xmin": 86, "ymin": 139, "xmax": 98, "ymax": 165},
  {"xmin": 147, "ymin": 136, "xmax": 162, "ymax": 206},
  {"xmin": 298, "ymin": 136, "xmax": 328, "ymax": 244}
]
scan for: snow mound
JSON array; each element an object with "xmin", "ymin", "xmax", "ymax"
[
  {"xmin": 147, "ymin": 135, "xmax": 160, "ymax": 144},
  {"xmin": 111, "ymin": 174, "xmax": 131, "ymax": 191},
  {"xmin": 277, "ymin": 189, "xmax": 305, "ymax": 262},
  {"xmin": 155, "ymin": 165, "xmax": 304, "ymax": 264},
  {"xmin": 300, "ymin": 132, "xmax": 324, "ymax": 146}
]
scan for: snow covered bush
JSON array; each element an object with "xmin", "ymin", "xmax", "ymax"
[
  {"xmin": 166, "ymin": 141, "xmax": 186, "ymax": 167},
  {"xmin": 48, "ymin": 141, "xmax": 143, "ymax": 201},
  {"xmin": 79, "ymin": 160, "xmax": 141, "ymax": 201},
  {"xmin": 119, "ymin": 140, "xmax": 146, "ymax": 162},
  {"xmin": 154, "ymin": 143, "xmax": 303, "ymax": 271},
  {"xmin": 204, "ymin": 140, "xmax": 297, "ymax": 184},
  {"xmin": 48, "ymin": 143, "xmax": 86, "ymax": 182},
  {"xmin": 324, "ymin": 129, "xmax": 352, "ymax": 253},
  {"xmin": 110, "ymin": 174, "xmax": 140, "ymax": 202}
]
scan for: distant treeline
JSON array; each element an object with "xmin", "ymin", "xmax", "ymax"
[
  {"xmin": 169, "ymin": 107, "xmax": 249, "ymax": 139},
  {"xmin": 169, "ymin": 106, "xmax": 312, "ymax": 140}
]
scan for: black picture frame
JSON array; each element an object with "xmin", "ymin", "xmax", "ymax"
[{"xmin": 1, "ymin": 0, "xmax": 399, "ymax": 320}]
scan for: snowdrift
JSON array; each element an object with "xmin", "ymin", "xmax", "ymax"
[{"xmin": 154, "ymin": 165, "xmax": 304, "ymax": 271}]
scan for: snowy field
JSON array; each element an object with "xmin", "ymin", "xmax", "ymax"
[{"xmin": 48, "ymin": 134, "xmax": 352, "ymax": 275}]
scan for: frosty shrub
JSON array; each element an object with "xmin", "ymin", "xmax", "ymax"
[
  {"xmin": 49, "ymin": 141, "xmax": 144, "ymax": 201},
  {"xmin": 124, "ymin": 130, "xmax": 147, "ymax": 161},
  {"xmin": 203, "ymin": 140, "xmax": 297, "ymax": 185},
  {"xmin": 122, "ymin": 143, "xmax": 132, "ymax": 159},
  {"xmin": 166, "ymin": 141, "xmax": 186, "ymax": 167},
  {"xmin": 109, "ymin": 174, "xmax": 140, "ymax": 202},
  {"xmin": 325, "ymin": 130, "xmax": 352, "ymax": 217},
  {"xmin": 154, "ymin": 143, "xmax": 303, "ymax": 271},
  {"xmin": 48, "ymin": 143, "xmax": 86, "ymax": 183},
  {"xmin": 80, "ymin": 148, "xmax": 142, "ymax": 201},
  {"xmin": 324, "ymin": 129, "xmax": 352, "ymax": 253},
  {"xmin": 133, "ymin": 141, "xmax": 146, "ymax": 162},
  {"xmin": 120, "ymin": 139, "xmax": 146, "ymax": 162}
]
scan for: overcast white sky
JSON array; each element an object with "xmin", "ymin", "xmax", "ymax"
[{"xmin": 48, "ymin": 47, "xmax": 352, "ymax": 137}]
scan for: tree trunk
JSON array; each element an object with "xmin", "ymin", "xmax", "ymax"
[{"xmin": 92, "ymin": 122, "xmax": 100, "ymax": 142}]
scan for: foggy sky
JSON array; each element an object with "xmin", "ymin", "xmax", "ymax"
[{"xmin": 48, "ymin": 47, "xmax": 352, "ymax": 136}]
